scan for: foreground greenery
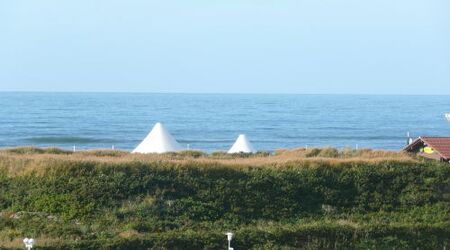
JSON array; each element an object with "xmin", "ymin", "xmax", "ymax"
[{"xmin": 0, "ymin": 148, "xmax": 448, "ymax": 249}]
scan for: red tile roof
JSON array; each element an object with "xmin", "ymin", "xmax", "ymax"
[{"xmin": 420, "ymin": 137, "xmax": 450, "ymax": 159}]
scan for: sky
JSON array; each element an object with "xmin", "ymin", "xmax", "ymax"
[{"xmin": 0, "ymin": 0, "xmax": 449, "ymax": 94}]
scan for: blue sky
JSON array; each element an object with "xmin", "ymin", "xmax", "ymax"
[{"xmin": 0, "ymin": 0, "xmax": 449, "ymax": 94}]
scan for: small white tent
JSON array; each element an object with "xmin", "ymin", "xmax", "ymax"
[
  {"xmin": 132, "ymin": 122, "xmax": 183, "ymax": 154},
  {"xmin": 228, "ymin": 134, "xmax": 257, "ymax": 154}
]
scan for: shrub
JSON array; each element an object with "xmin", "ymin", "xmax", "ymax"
[
  {"xmin": 305, "ymin": 148, "xmax": 321, "ymax": 157},
  {"xmin": 0, "ymin": 149, "xmax": 448, "ymax": 249},
  {"xmin": 317, "ymin": 147, "xmax": 339, "ymax": 158},
  {"xmin": 6, "ymin": 147, "xmax": 72, "ymax": 155},
  {"xmin": 81, "ymin": 150, "xmax": 128, "ymax": 157}
]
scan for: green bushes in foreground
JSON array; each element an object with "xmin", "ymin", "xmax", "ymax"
[
  {"xmin": 0, "ymin": 154, "xmax": 448, "ymax": 249},
  {"xmin": 26, "ymin": 224, "xmax": 450, "ymax": 250},
  {"xmin": 5, "ymin": 160, "xmax": 447, "ymax": 220}
]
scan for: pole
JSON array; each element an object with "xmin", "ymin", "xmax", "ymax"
[{"xmin": 225, "ymin": 232, "xmax": 233, "ymax": 250}]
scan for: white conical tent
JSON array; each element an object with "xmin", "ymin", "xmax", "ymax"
[
  {"xmin": 228, "ymin": 134, "xmax": 257, "ymax": 153},
  {"xmin": 132, "ymin": 122, "xmax": 183, "ymax": 154}
]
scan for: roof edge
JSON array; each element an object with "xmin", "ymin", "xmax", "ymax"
[{"xmin": 404, "ymin": 136, "xmax": 450, "ymax": 159}]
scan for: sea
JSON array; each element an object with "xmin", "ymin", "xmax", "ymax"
[{"xmin": 1, "ymin": 92, "xmax": 449, "ymax": 152}]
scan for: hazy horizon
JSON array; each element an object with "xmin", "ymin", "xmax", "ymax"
[{"xmin": 2, "ymin": 90, "xmax": 450, "ymax": 96}]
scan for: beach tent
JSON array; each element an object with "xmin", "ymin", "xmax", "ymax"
[
  {"xmin": 132, "ymin": 122, "xmax": 183, "ymax": 154},
  {"xmin": 228, "ymin": 134, "xmax": 257, "ymax": 153}
]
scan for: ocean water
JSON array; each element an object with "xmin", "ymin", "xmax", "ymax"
[{"xmin": 1, "ymin": 92, "xmax": 449, "ymax": 152}]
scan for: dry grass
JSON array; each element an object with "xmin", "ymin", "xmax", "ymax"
[
  {"xmin": 118, "ymin": 229, "xmax": 142, "ymax": 239},
  {"xmin": 0, "ymin": 147, "xmax": 416, "ymax": 176}
]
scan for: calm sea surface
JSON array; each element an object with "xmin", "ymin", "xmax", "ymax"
[{"xmin": 1, "ymin": 92, "xmax": 449, "ymax": 152}]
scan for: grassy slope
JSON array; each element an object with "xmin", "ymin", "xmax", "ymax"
[{"xmin": 0, "ymin": 147, "xmax": 448, "ymax": 249}]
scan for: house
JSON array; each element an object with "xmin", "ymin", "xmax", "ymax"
[{"xmin": 403, "ymin": 137, "xmax": 450, "ymax": 162}]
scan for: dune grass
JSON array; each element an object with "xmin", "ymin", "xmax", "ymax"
[{"xmin": 0, "ymin": 147, "xmax": 447, "ymax": 249}]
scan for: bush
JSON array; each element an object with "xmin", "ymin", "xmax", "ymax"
[
  {"xmin": 305, "ymin": 148, "xmax": 321, "ymax": 157},
  {"xmin": 317, "ymin": 148, "xmax": 339, "ymax": 158},
  {"xmin": 0, "ymin": 150, "xmax": 448, "ymax": 249},
  {"xmin": 6, "ymin": 147, "xmax": 72, "ymax": 155},
  {"xmin": 81, "ymin": 150, "xmax": 128, "ymax": 157}
]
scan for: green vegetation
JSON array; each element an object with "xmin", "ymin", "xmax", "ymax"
[
  {"xmin": 0, "ymin": 147, "xmax": 448, "ymax": 249},
  {"xmin": 5, "ymin": 147, "xmax": 73, "ymax": 155}
]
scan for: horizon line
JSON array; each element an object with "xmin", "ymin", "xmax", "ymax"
[{"xmin": 1, "ymin": 90, "xmax": 450, "ymax": 96}]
